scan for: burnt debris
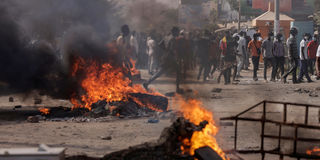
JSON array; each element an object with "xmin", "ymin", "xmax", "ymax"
[{"xmin": 66, "ymin": 117, "xmax": 223, "ymax": 160}]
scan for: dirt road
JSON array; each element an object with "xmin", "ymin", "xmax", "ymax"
[{"xmin": 0, "ymin": 68, "xmax": 319, "ymax": 159}]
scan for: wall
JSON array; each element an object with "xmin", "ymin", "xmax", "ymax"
[
  {"xmin": 252, "ymin": 0, "xmax": 292, "ymax": 12},
  {"xmin": 255, "ymin": 20, "xmax": 292, "ymax": 39}
]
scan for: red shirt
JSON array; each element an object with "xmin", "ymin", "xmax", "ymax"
[
  {"xmin": 307, "ymin": 40, "xmax": 319, "ymax": 59},
  {"xmin": 248, "ymin": 40, "xmax": 262, "ymax": 57}
]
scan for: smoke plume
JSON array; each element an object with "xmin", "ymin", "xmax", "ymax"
[{"xmin": 0, "ymin": 0, "xmax": 119, "ymax": 98}]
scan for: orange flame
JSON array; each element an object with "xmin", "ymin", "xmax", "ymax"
[
  {"xmin": 129, "ymin": 59, "xmax": 140, "ymax": 76},
  {"xmin": 39, "ymin": 108, "xmax": 50, "ymax": 115},
  {"xmin": 175, "ymin": 96, "xmax": 228, "ymax": 160},
  {"xmin": 307, "ymin": 146, "xmax": 320, "ymax": 156},
  {"xmin": 70, "ymin": 57, "xmax": 162, "ymax": 111}
]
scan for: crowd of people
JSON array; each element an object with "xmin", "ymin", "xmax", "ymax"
[{"xmin": 114, "ymin": 25, "xmax": 320, "ymax": 92}]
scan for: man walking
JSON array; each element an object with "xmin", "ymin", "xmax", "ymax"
[
  {"xmin": 282, "ymin": 27, "xmax": 300, "ymax": 84},
  {"xmin": 297, "ymin": 33, "xmax": 313, "ymax": 83},
  {"xmin": 197, "ymin": 30, "xmax": 211, "ymax": 82},
  {"xmin": 143, "ymin": 27, "xmax": 181, "ymax": 92},
  {"xmin": 218, "ymin": 32, "xmax": 238, "ymax": 84},
  {"xmin": 146, "ymin": 36, "xmax": 156, "ymax": 75},
  {"xmin": 248, "ymin": 33, "xmax": 262, "ymax": 81},
  {"xmin": 307, "ymin": 34, "xmax": 319, "ymax": 75},
  {"xmin": 273, "ymin": 33, "xmax": 285, "ymax": 80},
  {"xmin": 316, "ymin": 44, "xmax": 320, "ymax": 79},
  {"xmin": 236, "ymin": 31, "xmax": 246, "ymax": 78},
  {"xmin": 262, "ymin": 32, "xmax": 276, "ymax": 82}
]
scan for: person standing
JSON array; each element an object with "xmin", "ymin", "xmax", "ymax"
[
  {"xmin": 117, "ymin": 25, "xmax": 133, "ymax": 80},
  {"xmin": 248, "ymin": 33, "xmax": 262, "ymax": 81},
  {"xmin": 197, "ymin": 30, "xmax": 211, "ymax": 82},
  {"xmin": 117, "ymin": 25, "xmax": 132, "ymax": 57},
  {"xmin": 176, "ymin": 31, "xmax": 191, "ymax": 82},
  {"xmin": 282, "ymin": 27, "xmax": 300, "ymax": 84},
  {"xmin": 297, "ymin": 33, "xmax": 313, "ymax": 83},
  {"xmin": 307, "ymin": 34, "xmax": 319, "ymax": 75},
  {"xmin": 130, "ymin": 31, "xmax": 139, "ymax": 60},
  {"xmin": 146, "ymin": 36, "xmax": 156, "ymax": 75},
  {"xmin": 273, "ymin": 33, "xmax": 285, "ymax": 81},
  {"xmin": 218, "ymin": 31, "xmax": 238, "ymax": 84},
  {"xmin": 244, "ymin": 32, "xmax": 251, "ymax": 70},
  {"xmin": 236, "ymin": 31, "xmax": 246, "ymax": 78},
  {"xmin": 209, "ymin": 34, "xmax": 220, "ymax": 78},
  {"xmin": 143, "ymin": 27, "xmax": 181, "ymax": 92},
  {"xmin": 261, "ymin": 32, "xmax": 276, "ymax": 82},
  {"xmin": 316, "ymin": 44, "xmax": 320, "ymax": 80}
]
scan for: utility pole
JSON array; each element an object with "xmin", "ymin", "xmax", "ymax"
[
  {"xmin": 238, "ymin": 0, "xmax": 241, "ymax": 31},
  {"xmin": 274, "ymin": 0, "xmax": 280, "ymax": 35}
]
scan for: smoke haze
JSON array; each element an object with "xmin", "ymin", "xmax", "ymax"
[{"xmin": 0, "ymin": 0, "xmax": 118, "ymax": 98}]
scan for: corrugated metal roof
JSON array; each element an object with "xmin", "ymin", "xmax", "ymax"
[{"xmin": 253, "ymin": 11, "xmax": 294, "ymax": 21}]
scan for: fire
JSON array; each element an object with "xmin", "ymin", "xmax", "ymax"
[
  {"xmin": 70, "ymin": 57, "xmax": 162, "ymax": 111},
  {"xmin": 175, "ymin": 96, "xmax": 228, "ymax": 160},
  {"xmin": 129, "ymin": 59, "xmax": 140, "ymax": 76},
  {"xmin": 307, "ymin": 147, "xmax": 320, "ymax": 156},
  {"xmin": 39, "ymin": 107, "xmax": 50, "ymax": 115}
]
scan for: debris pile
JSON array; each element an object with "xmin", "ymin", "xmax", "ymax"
[{"xmin": 66, "ymin": 117, "xmax": 223, "ymax": 160}]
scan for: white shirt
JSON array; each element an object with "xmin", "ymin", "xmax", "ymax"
[
  {"xmin": 130, "ymin": 35, "xmax": 139, "ymax": 54},
  {"xmin": 316, "ymin": 44, "xmax": 320, "ymax": 57},
  {"xmin": 237, "ymin": 36, "xmax": 246, "ymax": 55},
  {"xmin": 147, "ymin": 38, "xmax": 155, "ymax": 56},
  {"xmin": 300, "ymin": 39, "xmax": 309, "ymax": 60}
]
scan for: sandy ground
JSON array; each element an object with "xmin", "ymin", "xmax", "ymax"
[{"xmin": 0, "ymin": 67, "xmax": 320, "ymax": 159}]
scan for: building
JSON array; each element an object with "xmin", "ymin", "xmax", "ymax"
[
  {"xmin": 252, "ymin": 0, "xmax": 292, "ymax": 12},
  {"xmin": 251, "ymin": 0, "xmax": 313, "ymax": 20},
  {"xmin": 252, "ymin": 8, "xmax": 294, "ymax": 39}
]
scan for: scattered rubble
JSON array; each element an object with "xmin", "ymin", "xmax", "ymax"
[
  {"xmin": 13, "ymin": 105, "xmax": 21, "ymax": 110},
  {"xmin": 66, "ymin": 117, "xmax": 221, "ymax": 160},
  {"xmin": 211, "ymin": 88, "xmax": 222, "ymax": 93},
  {"xmin": 211, "ymin": 94, "xmax": 222, "ymax": 99},
  {"xmin": 100, "ymin": 136, "xmax": 112, "ymax": 141},
  {"xmin": 9, "ymin": 97, "xmax": 14, "ymax": 102},
  {"xmin": 27, "ymin": 116, "xmax": 39, "ymax": 123},
  {"xmin": 294, "ymin": 88, "xmax": 319, "ymax": 97}
]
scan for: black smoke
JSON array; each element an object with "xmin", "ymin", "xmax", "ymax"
[{"xmin": 0, "ymin": 0, "xmax": 119, "ymax": 98}]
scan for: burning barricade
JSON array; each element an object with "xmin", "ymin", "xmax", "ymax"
[{"xmin": 66, "ymin": 97, "xmax": 228, "ymax": 160}]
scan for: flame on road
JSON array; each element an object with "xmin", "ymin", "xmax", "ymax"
[
  {"xmin": 70, "ymin": 57, "xmax": 162, "ymax": 111},
  {"xmin": 175, "ymin": 96, "xmax": 228, "ymax": 160},
  {"xmin": 39, "ymin": 108, "xmax": 50, "ymax": 115}
]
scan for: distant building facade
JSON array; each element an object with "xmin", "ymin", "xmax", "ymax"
[{"xmin": 251, "ymin": 0, "xmax": 313, "ymax": 20}]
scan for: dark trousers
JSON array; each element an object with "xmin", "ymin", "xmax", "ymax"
[
  {"xmin": 308, "ymin": 58, "xmax": 316, "ymax": 75},
  {"xmin": 274, "ymin": 57, "xmax": 285, "ymax": 79},
  {"xmin": 264, "ymin": 57, "xmax": 276, "ymax": 80},
  {"xmin": 223, "ymin": 68, "xmax": 232, "ymax": 84},
  {"xmin": 298, "ymin": 60, "xmax": 312, "ymax": 81},
  {"xmin": 197, "ymin": 60, "xmax": 210, "ymax": 81},
  {"xmin": 210, "ymin": 60, "xmax": 219, "ymax": 76},
  {"xmin": 146, "ymin": 61, "xmax": 180, "ymax": 91},
  {"xmin": 283, "ymin": 58, "xmax": 299, "ymax": 82},
  {"xmin": 252, "ymin": 56, "xmax": 260, "ymax": 78}
]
